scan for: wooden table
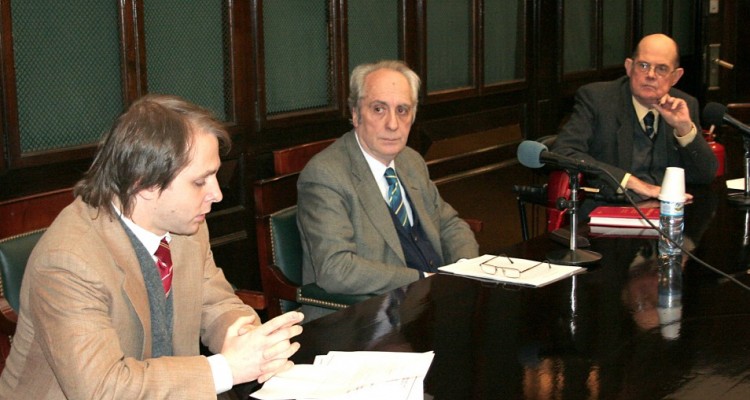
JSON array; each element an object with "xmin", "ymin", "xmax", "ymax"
[{"xmin": 242, "ymin": 182, "xmax": 750, "ymax": 399}]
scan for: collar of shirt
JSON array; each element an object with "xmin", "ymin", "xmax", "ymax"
[
  {"xmin": 631, "ymin": 97, "xmax": 660, "ymax": 133},
  {"xmin": 354, "ymin": 131, "xmax": 397, "ymax": 201},
  {"xmin": 354, "ymin": 132, "xmax": 414, "ymax": 224},
  {"xmin": 112, "ymin": 203, "xmax": 171, "ymax": 256}
]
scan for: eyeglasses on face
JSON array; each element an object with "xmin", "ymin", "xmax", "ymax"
[
  {"xmin": 633, "ymin": 61, "xmax": 674, "ymax": 78},
  {"xmin": 479, "ymin": 254, "xmax": 551, "ymax": 278}
]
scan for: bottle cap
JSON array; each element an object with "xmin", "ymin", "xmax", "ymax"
[{"xmin": 659, "ymin": 167, "xmax": 686, "ymax": 202}]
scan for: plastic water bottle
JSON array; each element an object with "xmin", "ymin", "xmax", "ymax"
[
  {"xmin": 658, "ymin": 167, "xmax": 685, "ymax": 256},
  {"xmin": 658, "ymin": 200, "xmax": 684, "ymax": 256}
]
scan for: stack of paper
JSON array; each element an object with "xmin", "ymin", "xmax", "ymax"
[
  {"xmin": 438, "ymin": 254, "xmax": 584, "ymax": 287},
  {"xmin": 251, "ymin": 351, "xmax": 435, "ymax": 400}
]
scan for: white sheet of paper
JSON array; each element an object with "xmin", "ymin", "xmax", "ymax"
[
  {"xmin": 251, "ymin": 351, "xmax": 435, "ymax": 400},
  {"xmin": 438, "ymin": 254, "xmax": 584, "ymax": 287}
]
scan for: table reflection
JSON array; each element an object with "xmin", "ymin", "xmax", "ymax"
[{"xmin": 248, "ymin": 183, "xmax": 750, "ymax": 400}]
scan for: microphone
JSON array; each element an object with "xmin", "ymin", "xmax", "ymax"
[
  {"xmin": 517, "ymin": 140, "xmax": 600, "ymax": 173},
  {"xmin": 702, "ymin": 102, "xmax": 750, "ymax": 137}
]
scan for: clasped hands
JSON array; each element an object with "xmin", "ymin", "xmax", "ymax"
[{"xmin": 222, "ymin": 311, "xmax": 305, "ymax": 385}]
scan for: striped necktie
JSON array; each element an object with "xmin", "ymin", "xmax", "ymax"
[
  {"xmin": 384, "ymin": 167, "xmax": 409, "ymax": 227},
  {"xmin": 643, "ymin": 111, "xmax": 656, "ymax": 141},
  {"xmin": 154, "ymin": 238, "xmax": 173, "ymax": 297}
]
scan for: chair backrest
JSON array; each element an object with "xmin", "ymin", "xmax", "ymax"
[
  {"xmin": 0, "ymin": 188, "xmax": 72, "ymax": 239},
  {"xmin": 273, "ymin": 138, "xmax": 336, "ymax": 175},
  {"xmin": 527, "ymin": 134, "xmax": 585, "ymax": 232},
  {"xmin": 269, "ymin": 206, "xmax": 302, "ymax": 285},
  {"xmin": 0, "ymin": 228, "xmax": 45, "ymax": 375},
  {"xmin": 546, "ymin": 170, "xmax": 574, "ymax": 232},
  {"xmin": 254, "ymin": 173, "xmax": 301, "ymax": 318},
  {"xmin": 254, "ymin": 174, "xmax": 368, "ymax": 318},
  {"xmin": 0, "ymin": 229, "xmax": 45, "ymax": 313},
  {"xmin": 269, "ymin": 206, "xmax": 303, "ymax": 314},
  {"xmin": 256, "ymin": 139, "xmax": 336, "ymax": 316},
  {"xmin": 513, "ymin": 135, "xmax": 585, "ymax": 237}
]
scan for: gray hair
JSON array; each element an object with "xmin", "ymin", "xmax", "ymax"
[{"xmin": 348, "ymin": 60, "xmax": 421, "ymax": 120}]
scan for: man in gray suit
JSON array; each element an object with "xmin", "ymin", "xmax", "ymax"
[
  {"xmin": 297, "ymin": 60, "xmax": 479, "ymax": 320},
  {"xmin": 552, "ymin": 33, "xmax": 717, "ymax": 217}
]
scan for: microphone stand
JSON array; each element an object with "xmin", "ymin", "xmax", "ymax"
[
  {"xmin": 546, "ymin": 170, "xmax": 602, "ymax": 265},
  {"xmin": 727, "ymin": 136, "xmax": 750, "ymax": 206}
]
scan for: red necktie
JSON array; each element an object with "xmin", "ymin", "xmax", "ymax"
[{"xmin": 154, "ymin": 238, "xmax": 173, "ymax": 296}]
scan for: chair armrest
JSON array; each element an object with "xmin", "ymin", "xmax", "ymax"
[
  {"xmin": 297, "ymin": 283, "xmax": 372, "ymax": 310},
  {"xmin": 234, "ymin": 289, "xmax": 267, "ymax": 312},
  {"xmin": 463, "ymin": 218, "xmax": 483, "ymax": 233},
  {"xmin": 264, "ymin": 264, "xmax": 300, "ymax": 301},
  {"xmin": 0, "ymin": 297, "xmax": 17, "ymax": 336}
]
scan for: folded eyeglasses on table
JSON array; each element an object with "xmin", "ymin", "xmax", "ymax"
[{"xmin": 479, "ymin": 254, "xmax": 551, "ymax": 278}]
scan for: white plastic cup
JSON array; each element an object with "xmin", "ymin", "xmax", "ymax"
[{"xmin": 659, "ymin": 167, "xmax": 686, "ymax": 202}]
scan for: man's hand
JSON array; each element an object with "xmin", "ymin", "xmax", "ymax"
[
  {"xmin": 221, "ymin": 311, "xmax": 304, "ymax": 385},
  {"xmin": 654, "ymin": 94, "xmax": 694, "ymax": 137},
  {"xmin": 626, "ymin": 175, "xmax": 661, "ymax": 199},
  {"xmin": 626, "ymin": 175, "xmax": 693, "ymax": 201}
]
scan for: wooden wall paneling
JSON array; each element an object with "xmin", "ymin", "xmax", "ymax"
[
  {"xmin": 417, "ymin": 106, "xmax": 529, "ymax": 251},
  {"xmin": 735, "ymin": 1, "xmax": 750, "ymax": 102},
  {"xmin": 0, "ymin": 1, "xmax": 10, "ymax": 174},
  {"xmin": 120, "ymin": 0, "xmax": 147, "ymax": 101},
  {"xmin": 0, "ymin": 188, "xmax": 74, "ymax": 239},
  {"xmin": 207, "ymin": 153, "xmax": 258, "ymax": 291},
  {"xmin": 227, "ymin": 0, "xmax": 255, "ymax": 126},
  {"xmin": 404, "ymin": 1, "xmax": 426, "ymax": 89},
  {"xmin": 434, "ymin": 164, "xmax": 535, "ymax": 254},
  {"xmin": 255, "ymin": 0, "xmax": 343, "ymax": 129},
  {"xmin": 0, "ymin": 0, "xmax": 19, "ymax": 173}
]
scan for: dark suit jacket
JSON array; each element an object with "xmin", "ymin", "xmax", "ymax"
[
  {"xmin": 552, "ymin": 76, "xmax": 717, "ymax": 210},
  {"xmin": 0, "ymin": 198, "xmax": 255, "ymax": 399},
  {"xmin": 297, "ymin": 131, "xmax": 478, "ymax": 297}
]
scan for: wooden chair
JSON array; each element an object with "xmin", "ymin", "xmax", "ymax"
[
  {"xmin": 0, "ymin": 229, "xmax": 46, "ymax": 374},
  {"xmin": 254, "ymin": 173, "xmax": 370, "ymax": 318},
  {"xmin": 273, "ymin": 138, "xmax": 336, "ymax": 175}
]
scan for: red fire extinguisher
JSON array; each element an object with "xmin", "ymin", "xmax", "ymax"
[{"xmin": 704, "ymin": 126, "xmax": 725, "ymax": 177}]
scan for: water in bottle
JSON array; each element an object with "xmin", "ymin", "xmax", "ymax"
[{"xmin": 658, "ymin": 200, "xmax": 684, "ymax": 256}]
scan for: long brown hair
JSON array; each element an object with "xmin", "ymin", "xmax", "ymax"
[{"xmin": 74, "ymin": 94, "xmax": 230, "ymax": 217}]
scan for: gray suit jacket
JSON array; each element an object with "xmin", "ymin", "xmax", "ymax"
[
  {"xmin": 297, "ymin": 131, "xmax": 478, "ymax": 297},
  {"xmin": 552, "ymin": 75, "xmax": 717, "ymax": 205},
  {"xmin": 0, "ymin": 198, "xmax": 255, "ymax": 399}
]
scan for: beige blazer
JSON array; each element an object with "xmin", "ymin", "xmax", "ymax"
[{"xmin": 0, "ymin": 198, "xmax": 255, "ymax": 399}]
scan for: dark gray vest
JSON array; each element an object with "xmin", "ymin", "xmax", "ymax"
[
  {"xmin": 120, "ymin": 221, "xmax": 174, "ymax": 357},
  {"xmin": 631, "ymin": 115, "xmax": 668, "ymax": 185},
  {"xmin": 388, "ymin": 190, "xmax": 443, "ymax": 274}
]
